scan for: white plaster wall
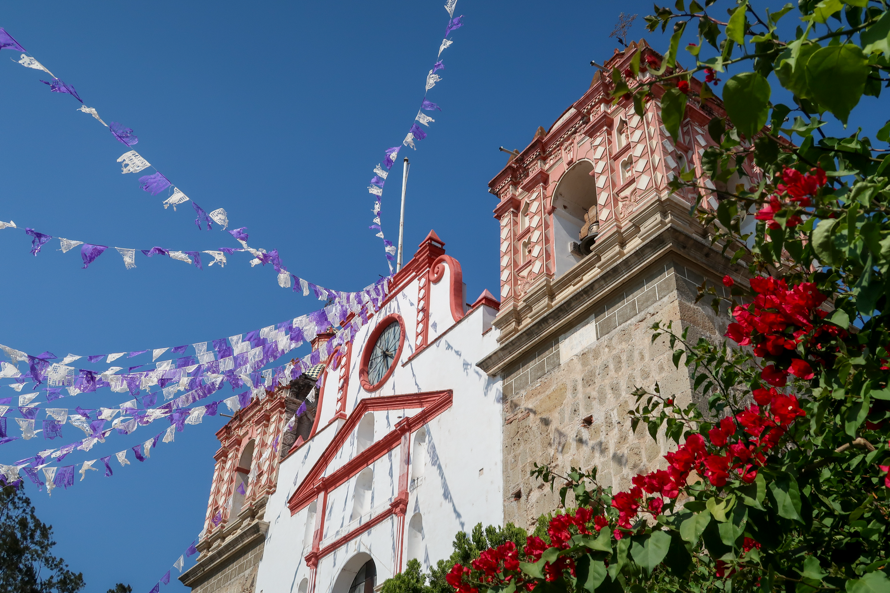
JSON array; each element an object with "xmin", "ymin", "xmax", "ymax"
[
  {"xmin": 552, "ymin": 208, "xmax": 583, "ymax": 278},
  {"xmin": 255, "ymin": 265, "xmax": 503, "ymax": 593},
  {"xmin": 426, "ymin": 263, "xmax": 460, "ymax": 344}
]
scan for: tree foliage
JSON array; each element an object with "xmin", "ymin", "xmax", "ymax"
[
  {"xmin": 0, "ymin": 484, "xmax": 85, "ymax": 593},
  {"xmin": 442, "ymin": 0, "xmax": 890, "ymax": 591}
]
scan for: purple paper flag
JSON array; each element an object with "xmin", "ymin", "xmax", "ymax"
[
  {"xmin": 370, "ymin": 176, "xmax": 385, "ymax": 188},
  {"xmin": 184, "ymin": 251, "xmax": 202, "ymax": 270},
  {"xmin": 296, "ymin": 400, "xmax": 307, "ymax": 417},
  {"xmin": 213, "ymin": 510, "xmax": 222, "ymax": 525},
  {"xmin": 22, "ymin": 467, "xmax": 43, "ymax": 491},
  {"xmin": 206, "ymin": 401, "xmax": 219, "ymax": 416},
  {"xmin": 89, "ymin": 420, "xmax": 106, "ymax": 438},
  {"xmin": 149, "ymin": 584, "xmax": 160, "ymax": 593},
  {"xmin": 171, "ymin": 345, "xmax": 188, "ymax": 354},
  {"xmin": 132, "ymin": 444, "xmax": 146, "ymax": 462},
  {"xmin": 384, "ymin": 146, "xmax": 400, "ymax": 169},
  {"xmin": 0, "ymin": 418, "xmax": 7, "ymax": 439},
  {"xmin": 55, "ymin": 465, "xmax": 75, "ymax": 490},
  {"xmin": 236, "ymin": 482, "xmax": 246, "ymax": 496},
  {"xmin": 219, "ymin": 246, "xmax": 238, "ymax": 255},
  {"xmin": 237, "ymin": 390, "xmax": 252, "ymax": 409},
  {"xmin": 228, "ymin": 227, "xmax": 249, "ymax": 242},
  {"xmin": 273, "ymin": 434, "xmax": 280, "ymax": 452},
  {"xmin": 139, "ymin": 172, "xmax": 171, "ymax": 196},
  {"xmin": 162, "ymin": 571, "xmax": 171, "ymax": 585},
  {"xmin": 80, "ymin": 244, "xmax": 108, "ymax": 269},
  {"xmin": 185, "ymin": 541, "xmax": 198, "ymax": 558},
  {"xmin": 40, "ymin": 78, "xmax": 82, "ymax": 103},
  {"xmin": 192, "ymin": 202, "xmax": 213, "ymax": 231},
  {"xmin": 409, "ymin": 123, "xmax": 427, "ymax": 141},
  {"xmin": 88, "ymin": 354, "xmax": 104, "ymax": 363},
  {"xmin": 421, "ymin": 100, "xmax": 442, "ymax": 112},
  {"xmin": 142, "ymin": 392, "xmax": 157, "ymax": 408},
  {"xmin": 25, "ymin": 228, "xmax": 52, "ymax": 256},
  {"xmin": 445, "ymin": 15, "xmax": 464, "ymax": 36},
  {"xmin": 0, "ymin": 28, "xmax": 26, "ymax": 52},
  {"xmin": 128, "ymin": 350, "xmax": 148, "ymax": 358},
  {"xmin": 101, "ymin": 455, "xmax": 113, "ymax": 477},
  {"xmin": 19, "ymin": 407, "xmax": 39, "ymax": 420},
  {"xmin": 109, "ymin": 122, "xmax": 138, "ymax": 146},
  {"xmin": 432, "ymin": 60, "xmax": 444, "ymax": 73},
  {"xmin": 142, "ymin": 246, "xmax": 169, "ymax": 258}
]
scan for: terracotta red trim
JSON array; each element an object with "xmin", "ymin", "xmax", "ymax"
[
  {"xmin": 316, "ymin": 506, "xmax": 396, "ymax": 559},
  {"xmin": 287, "ymin": 390, "xmax": 453, "ymax": 515},
  {"xmin": 402, "ymin": 304, "xmax": 484, "ymax": 366},
  {"xmin": 493, "ymin": 197, "xmax": 521, "ymax": 219},
  {"xmin": 430, "ymin": 255, "xmax": 465, "ymax": 324},
  {"xmin": 358, "ymin": 313, "xmax": 406, "ymax": 392}
]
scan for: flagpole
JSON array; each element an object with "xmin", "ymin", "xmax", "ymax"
[{"xmin": 396, "ymin": 157, "xmax": 410, "ymax": 272}]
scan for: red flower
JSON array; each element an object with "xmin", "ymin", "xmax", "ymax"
[
  {"xmin": 742, "ymin": 537, "xmax": 762, "ymax": 554},
  {"xmin": 761, "ymin": 365, "xmax": 787, "ymax": 387},
  {"xmin": 777, "ymin": 167, "xmax": 827, "ymax": 205},
  {"xmin": 752, "ymin": 387, "xmax": 777, "ymax": 406},
  {"xmin": 611, "ymin": 487, "xmax": 643, "ymax": 527},
  {"xmin": 725, "ymin": 322, "xmax": 751, "ymax": 346},
  {"xmin": 648, "ymin": 497, "xmax": 664, "ymax": 514},
  {"xmin": 524, "ymin": 536, "xmax": 547, "ymax": 562},
  {"xmin": 715, "ymin": 560, "xmax": 727, "ymax": 578},
  {"xmin": 624, "ymin": 67, "xmax": 635, "ymax": 79},
  {"xmin": 722, "ymin": 275, "xmax": 734, "ymax": 288},
  {"xmin": 704, "ymin": 68, "xmax": 720, "ymax": 85},
  {"xmin": 644, "ymin": 55, "xmax": 660, "ymax": 68},
  {"xmin": 613, "ymin": 528, "xmax": 624, "ymax": 541},
  {"xmin": 878, "ymin": 464, "xmax": 890, "ymax": 488},
  {"xmin": 754, "ymin": 197, "xmax": 782, "ymax": 230},
  {"xmin": 788, "ymin": 358, "xmax": 814, "ymax": 380},
  {"xmin": 770, "ymin": 394, "xmax": 806, "ymax": 426},
  {"xmin": 665, "ymin": 398, "xmax": 674, "ymax": 405},
  {"xmin": 703, "ymin": 454, "xmax": 730, "ymax": 486},
  {"xmin": 593, "ymin": 515, "xmax": 609, "ymax": 532},
  {"xmin": 677, "ymin": 80, "xmax": 690, "ymax": 94}
]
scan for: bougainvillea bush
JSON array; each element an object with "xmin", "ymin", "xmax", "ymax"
[{"xmin": 444, "ymin": 0, "xmax": 890, "ymax": 591}]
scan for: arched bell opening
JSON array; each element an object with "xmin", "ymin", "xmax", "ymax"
[
  {"xmin": 230, "ymin": 439, "xmax": 254, "ymax": 518},
  {"xmin": 551, "ymin": 160, "xmax": 599, "ymax": 277}
]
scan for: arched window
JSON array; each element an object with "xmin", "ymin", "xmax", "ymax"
[
  {"xmin": 298, "ymin": 579, "xmax": 309, "ymax": 593},
  {"xmin": 347, "ymin": 559, "xmax": 377, "ymax": 593},
  {"xmin": 407, "ymin": 513, "xmax": 425, "ymax": 565},
  {"xmin": 677, "ymin": 153, "xmax": 688, "ymax": 174},
  {"xmin": 520, "ymin": 239, "xmax": 531, "ymax": 266},
  {"xmin": 411, "ymin": 428, "xmax": 427, "ymax": 485},
  {"xmin": 551, "ymin": 161, "xmax": 598, "ymax": 277},
  {"xmin": 351, "ymin": 468, "xmax": 373, "ymax": 521},
  {"xmin": 615, "ymin": 118, "xmax": 629, "ymax": 150},
  {"xmin": 303, "ymin": 500, "xmax": 318, "ymax": 548},
  {"xmin": 356, "ymin": 413, "xmax": 374, "ymax": 457},
  {"xmin": 519, "ymin": 201, "xmax": 530, "ymax": 233},
  {"xmin": 620, "ymin": 158, "xmax": 633, "ymax": 185},
  {"xmin": 230, "ymin": 439, "xmax": 254, "ymax": 517}
]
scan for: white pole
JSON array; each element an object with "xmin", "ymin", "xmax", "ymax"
[{"xmin": 396, "ymin": 157, "xmax": 410, "ymax": 272}]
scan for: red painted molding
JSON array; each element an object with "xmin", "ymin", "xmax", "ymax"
[
  {"xmin": 287, "ymin": 390, "xmax": 453, "ymax": 515},
  {"xmin": 430, "ymin": 255, "xmax": 465, "ymax": 324},
  {"xmin": 493, "ymin": 197, "xmax": 521, "ymax": 219},
  {"xmin": 520, "ymin": 169, "xmax": 548, "ymax": 192},
  {"xmin": 358, "ymin": 313, "xmax": 406, "ymax": 392},
  {"xmin": 316, "ymin": 506, "xmax": 395, "ymax": 559},
  {"xmin": 471, "ymin": 289, "xmax": 500, "ymax": 312}
]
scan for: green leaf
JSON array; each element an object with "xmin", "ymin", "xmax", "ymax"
[
  {"xmin": 769, "ymin": 473, "xmax": 803, "ymax": 522},
  {"xmin": 846, "ymin": 571, "xmax": 890, "ymax": 593},
  {"xmin": 616, "ymin": 536, "xmax": 631, "ymax": 572},
  {"xmin": 652, "ymin": 23, "xmax": 687, "ymax": 75},
  {"xmin": 630, "ymin": 531, "xmax": 672, "ymax": 576},
  {"xmin": 802, "ymin": 556, "xmax": 826, "ymax": 581},
  {"xmin": 727, "ymin": 0, "xmax": 748, "ymax": 44},
  {"xmin": 775, "ymin": 40, "xmax": 820, "ymax": 100},
  {"xmin": 706, "ymin": 495, "xmax": 735, "ymax": 522},
  {"xmin": 877, "ymin": 120, "xmax": 890, "ymax": 142},
  {"xmin": 718, "ymin": 504, "xmax": 747, "ymax": 546},
  {"xmin": 811, "ymin": 218, "xmax": 841, "ymax": 266},
  {"xmin": 663, "ymin": 532, "xmax": 692, "ymax": 577},
  {"xmin": 805, "ymin": 45, "xmax": 869, "ymax": 124},
  {"xmin": 661, "ymin": 88, "xmax": 688, "ymax": 144},
  {"xmin": 679, "ymin": 510, "xmax": 712, "ymax": 543},
  {"xmin": 810, "ymin": 0, "xmax": 843, "ymax": 23},
  {"xmin": 829, "ymin": 309, "xmax": 850, "ymax": 329},
  {"xmin": 841, "ymin": 0, "xmax": 868, "ymax": 6},
  {"xmin": 630, "ymin": 50, "xmax": 641, "ymax": 77},
  {"xmin": 845, "ymin": 393, "xmax": 870, "ymax": 437},
  {"xmin": 768, "ymin": 3, "xmax": 794, "ymax": 24},
  {"xmin": 722, "ymin": 72, "xmax": 771, "ymax": 138},
  {"xmin": 739, "ymin": 473, "xmax": 766, "ymax": 510},
  {"xmin": 861, "ymin": 10, "xmax": 890, "ymax": 55},
  {"xmin": 574, "ymin": 555, "xmax": 607, "ymax": 592},
  {"xmin": 519, "ymin": 547, "xmax": 561, "ymax": 579}
]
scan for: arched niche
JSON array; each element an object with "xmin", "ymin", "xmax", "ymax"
[
  {"xmin": 351, "ymin": 468, "xmax": 373, "ymax": 522},
  {"xmin": 303, "ymin": 500, "xmax": 318, "ymax": 548},
  {"xmin": 230, "ymin": 439, "xmax": 254, "ymax": 517},
  {"xmin": 298, "ymin": 578, "xmax": 309, "ymax": 593},
  {"xmin": 331, "ymin": 553, "xmax": 376, "ymax": 593},
  {"xmin": 407, "ymin": 512, "xmax": 425, "ymax": 565},
  {"xmin": 551, "ymin": 160, "xmax": 598, "ymax": 277},
  {"xmin": 356, "ymin": 413, "xmax": 374, "ymax": 458},
  {"xmin": 410, "ymin": 428, "xmax": 427, "ymax": 484}
]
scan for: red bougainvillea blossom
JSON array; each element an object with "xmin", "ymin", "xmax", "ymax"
[{"xmin": 755, "ymin": 167, "xmax": 827, "ymax": 229}]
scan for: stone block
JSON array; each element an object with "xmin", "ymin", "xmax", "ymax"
[
  {"xmin": 512, "ymin": 371, "xmax": 530, "ymax": 393},
  {"xmin": 528, "ymin": 360, "xmax": 547, "ymax": 384},
  {"xmin": 596, "ymin": 314, "xmax": 617, "ymax": 338},
  {"xmin": 545, "ymin": 352, "xmax": 560, "ymax": 373},
  {"xmin": 615, "ymin": 301, "xmax": 637, "ymax": 326},
  {"xmin": 684, "ymin": 266, "xmax": 704, "ymax": 286},
  {"xmin": 634, "ymin": 285, "xmax": 658, "ymax": 312}
]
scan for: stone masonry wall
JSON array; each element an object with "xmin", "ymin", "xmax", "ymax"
[
  {"xmin": 502, "ymin": 257, "xmax": 730, "ymax": 530},
  {"xmin": 187, "ymin": 538, "xmax": 264, "ymax": 593}
]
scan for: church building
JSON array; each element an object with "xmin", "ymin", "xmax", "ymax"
[{"xmin": 181, "ymin": 40, "xmax": 750, "ymax": 593}]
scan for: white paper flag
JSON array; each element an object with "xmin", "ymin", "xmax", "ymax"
[
  {"xmin": 445, "ymin": 0, "xmax": 458, "ymax": 17},
  {"xmin": 117, "ymin": 150, "xmax": 151, "ymax": 174},
  {"xmin": 373, "ymin": 164, "xmax": 389, "ymax": 179},
  {"xmin": 163, "ymin": 425, "xmax": 176, "ymax": 443},
  {"xmin": 43, "ymin": 466, "xmax": 58, "ymax": 495},
  {"xmin": 116, "ymin": 247, "xmax": 137, "ymax": 270},
  {"xmin": 403, "ymin": 132, "xmax": 417, "ymax": 150},
  {"xmin": 425, "ymin": 71, "xmax": 442, "ymax": 91},
  {"xmin": 278, "ymin": 271, "xmax": 292, "ymax": 288},
  {"xmin": 163, "ymin": 188, "xmax": 190, "ymax": 210},
  {"xmin": 0, "ymin": 220, "xmax": 16, "ymax": 230},
  {"xmin": 203, "ymin": 251, "xmax": 227, "ymax": 267},
  {"xmin": 209, "ymin": 208, "xmax": 229, "ymax": 229},
  {"xmin": 59, "ymin": 238, "xmax": 83, "ymax": 253},
  {"xmin": 19, "ymin": 392, "xmax": 38, "ymax": 406},
  {"xmin": 169, "ymin": 251, "xmax": 192, "ymax": 264},
  {"xmin": 116, "ymin": 450, "xmax": 131, "ymax": 467},
  {"xmin": 79, "ymin": 460, "xmax": 98, "ymax": 481},
  {"xmin": 416, "ymin": 112, "xmax": 435, "ymax": 126},
  {"xmin": 438, "ymin": 38, "xmax": 453, "ymax": 57},
  {"xmin": 107, "ymin": 352, "xmax": 126, "ymax": 363},
  {"xmin": 45, "ymin": 408, "xmax": 69, "ymax": 423},
  {"xmin": 174, "ymin": 556, "xmax": 184, "ymax": 572},
  {"xmin": 223, "ymin": 396, "xmax": 241, "ymax": 414},
  {"xmin": 15, "ymin": 418, "xmax": 35, "ymax": 439},
  {"xmin": 77, "ymin": 105, "xmax": 107, "ymax": 126},
  {"xmin": 185, "ymin": 407, "xmax": 206, "ymax": 426},
  {"xmin": 152, "ymin": 348, "xmax": 169, "ymax": 362},
  {"xmin": 368, "ymin": 184, "xmax": 383, "ymax": 196},
  {"xmin": 61, "ymin": 354, "xmax": 81, "ymax": 365}
]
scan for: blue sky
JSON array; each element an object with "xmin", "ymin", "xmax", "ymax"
[{"xmin": 7, "ymin": 0, "xmax": 865, "ymax": 590}]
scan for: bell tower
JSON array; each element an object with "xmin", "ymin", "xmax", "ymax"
[{"xmin": 479, "ymin": 41, "xmax": 758, "ymax": 528}]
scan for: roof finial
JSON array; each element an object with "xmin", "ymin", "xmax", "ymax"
[{"xmin": 609, "ymin": 12, "xmax": 637, "ymax": 48}]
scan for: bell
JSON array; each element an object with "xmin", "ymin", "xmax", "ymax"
[{"xmin": 578, "ymin": 221, "xmax": 599, "ymax": 254}]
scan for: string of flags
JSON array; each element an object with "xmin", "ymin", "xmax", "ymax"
[
  {"xmin": 143, "ymin": 535, "xmax": 203, "ymax": 593},
  {"xmin": 367, "ymin": 1, "xmax": 464, "ymax": 272},
  {"xmin": 2, "ymin": 28, "xmax": 397, "ymax": 277}
]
